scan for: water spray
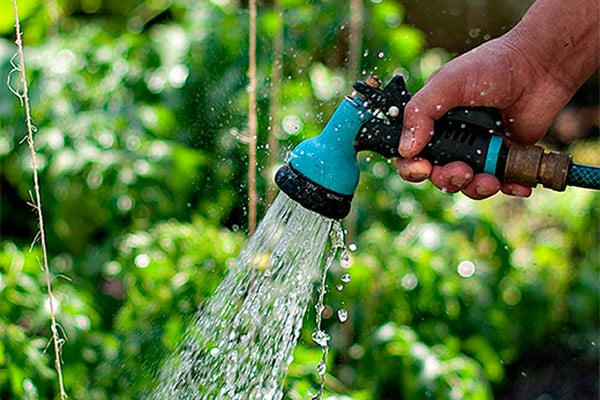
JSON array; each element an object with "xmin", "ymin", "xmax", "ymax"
[{"xmin": 275, "ymin": 75, "xmax": 600, "ymax": 219}]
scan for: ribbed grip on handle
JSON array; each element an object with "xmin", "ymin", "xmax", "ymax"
[{"xmin": 354, "ymin": 107, "xmax": 504, "ymax": 168}]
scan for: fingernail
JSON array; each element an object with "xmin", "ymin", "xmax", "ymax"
[
  {"xmin": 399, "ymin": 128, "xmax": 414, "ymax": 154},
  {"xmin": 506, "ymin": 184, "xmax": 530, "ymax": 197},
  {"xmin": 409, "ymin": 171, "xmax": 428, "ymax": 180},
  {"xmin": 451, "ymin": 176, "xmax": 466, "ymax": 188},
  {"xmin": 476, "ymin": 186, "xmax": 492, "ymax": 196}
]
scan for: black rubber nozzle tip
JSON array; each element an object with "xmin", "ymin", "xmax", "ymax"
[{"xmin": 274, "ymin": 165, "xmax": 352, "ymax": 220}]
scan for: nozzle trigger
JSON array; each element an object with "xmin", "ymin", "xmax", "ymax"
[{"xmin": 353, "ymin": 75, "xmax": 411, "ymax": 118}]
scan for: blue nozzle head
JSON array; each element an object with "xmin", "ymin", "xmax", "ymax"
[
  {"xmin": 275, "ymin": 75, "xmax": 412, "ymax": 219},
  {"xmin": 274, "ymin": 97, "xmax": 372, "ymax": 219}
]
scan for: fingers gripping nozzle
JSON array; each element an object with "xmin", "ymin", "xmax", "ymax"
[{"xmin": 275, "ymin": 75, "xmax": 582, "ymax": 219}]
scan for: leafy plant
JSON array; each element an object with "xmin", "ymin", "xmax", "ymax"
[{"xmin": 1, "ymin": 0, "xmax": 597, "ymax": 398}]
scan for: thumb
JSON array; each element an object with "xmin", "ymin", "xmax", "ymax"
[{"xmin": 399, "ymin": 77, "xmax": 465, "ymax": 158}]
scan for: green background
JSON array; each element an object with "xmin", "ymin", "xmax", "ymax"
[{"xmin": 1, "ymin": 0, "xmax": 598, "ymax": 398}]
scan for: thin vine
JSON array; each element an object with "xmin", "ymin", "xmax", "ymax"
[
  {"xmin": 11, "ymin": 1, "xmax": 67, "ymax": 398},
  {"xmin": 248, "ymin": 0, "xmax": 258, "ymax": 235}
]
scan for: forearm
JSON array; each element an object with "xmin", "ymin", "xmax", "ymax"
[{"xmin": 507, "ymin": 0, "xmax": 599, "ymax": 92}]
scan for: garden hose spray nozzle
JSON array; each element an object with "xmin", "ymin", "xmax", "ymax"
[{"xmin": 275, "ymin": 75, "xmax": 600, "ymax": 220}]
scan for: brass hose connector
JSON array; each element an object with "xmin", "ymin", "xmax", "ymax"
[
  {"xmin": 365, "ymin": 75, "xmax": 382, "ymax": 89},
  {"xmin": 503, "ymin": 144, "xmax": 572, "ymax": 191}
]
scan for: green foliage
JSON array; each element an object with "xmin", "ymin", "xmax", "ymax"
[
  {"xmin": 306, "ymin": 176, "xmax": 599, "ymax": 398},
  {"xmin": 93, "ymin": 218, "xmax": 244, "ymax": 397},
  {"xmin": 1, "ymin": 0, "xmax": 598, "ymax": 399},
  {"xmin": 0, "ymin": 242, "xmax": 100, "ymax": 397}
]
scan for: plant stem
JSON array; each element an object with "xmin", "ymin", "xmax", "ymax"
[
  {"xmin": 248, "ymin": 0, "xmax": 258, "ymax": 235},
  {"xmin": 12, "ymin": 0, "xmax": 67, "ymax": 398}
]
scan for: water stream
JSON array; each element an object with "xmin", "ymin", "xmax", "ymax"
[{"xmin": 147, "ymin": 193, "xmax": 343, "ymax": 399}]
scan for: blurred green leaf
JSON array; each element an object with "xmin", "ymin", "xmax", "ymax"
[{"xmin": 1, "ymin": 0, "xmax": 598, "ymax": 398}]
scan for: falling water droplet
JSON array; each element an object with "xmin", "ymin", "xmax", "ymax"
[
  {"xmin": 388, "ymin": 106, "xmax": 400, "ymax": 117},
  {"xmin": 336, "ymin": 284, "xmax": 344, "ymax": 291},
  {"xmin": 341, "ymin": 273, "xmax": 351, "ymax": 283},
  {"xmin": 312, "ymin": 330, "xmax": 330, "ymax": 347},
  {"xmin": 337, "ymin": 308, "xmax": 348, "ymax": 323},
  {"xmin": 316, "ymin": 360, "xmax": 327, "ymax": 375},
  {"xmin": 340, "ymin": 250, "xmax": 351, "ymax": 268},
  {"xmin": 348, "ymin": 242, "xmax": 358, "ymax": 252}
]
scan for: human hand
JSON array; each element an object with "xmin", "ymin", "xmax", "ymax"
[
  {"xmin": 396, "ymin": 33, "xmax": 581, "ymax": 199},
  {"xmin": 397, "ymin": 19, "xmax": 596, "ymax": 199},
  {"xmin": 397, "ymin": 0, "xmax": 599, "ymax": 199}
]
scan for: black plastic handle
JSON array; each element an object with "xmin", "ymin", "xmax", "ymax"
[{"xmin": 354, "ymin": 105, "xmax": 507, "ymax": 176}]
